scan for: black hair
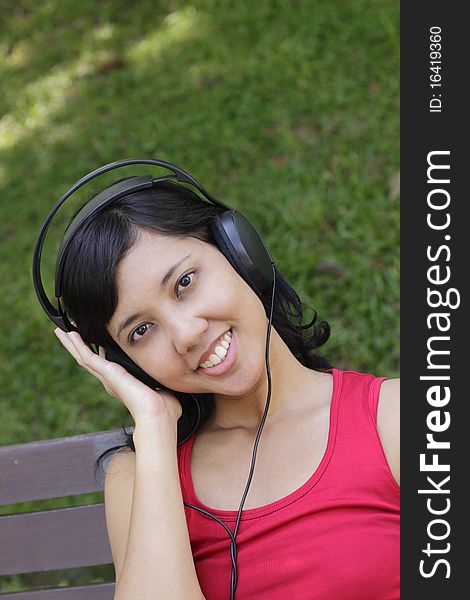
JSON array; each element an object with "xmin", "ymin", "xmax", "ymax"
[{"xmin": 59, "ymin": 179, "xmax": 331, "ymax": 477}]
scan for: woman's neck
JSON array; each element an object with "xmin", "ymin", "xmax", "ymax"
[{"xmin": 208, "ymin": 328, "xmax": 324, "ymax": 433}]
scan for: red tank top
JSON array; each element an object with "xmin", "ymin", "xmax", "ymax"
[{"xmin": 177, "ymin": 369, "xmax": 400, "ymax": 599}]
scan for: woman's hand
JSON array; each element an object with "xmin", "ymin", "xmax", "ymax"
[{"xmin": 53, "ymin": 328, "xmax": 183, "ymax": 427}]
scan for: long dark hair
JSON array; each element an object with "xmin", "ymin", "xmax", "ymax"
[{"xmin": 59, "ymin": 179, "xmax": 331, "ymax": 475}]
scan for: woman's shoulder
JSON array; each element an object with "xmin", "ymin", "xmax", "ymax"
[{"xmin": 377, "ymin": 378, "xmax": 400, "ymax": 486}]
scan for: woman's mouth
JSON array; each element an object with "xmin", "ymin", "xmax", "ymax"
[{"xmin": 197, "ymin": 328, "xmax": 237, "ymax": 376}]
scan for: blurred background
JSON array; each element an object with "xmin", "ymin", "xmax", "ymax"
[{"xmin": 0, "ymin": 0, "xmax": 399, "ymax": 592}]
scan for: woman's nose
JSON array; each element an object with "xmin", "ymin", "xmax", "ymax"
[{"xmin": 170, "ymin": 315, "xmax": 208, "ymax": 357}]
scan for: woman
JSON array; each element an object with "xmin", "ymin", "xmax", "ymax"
[{"xmin": 47, "ymin": 167, "xmax": 400, "ymax": 600}]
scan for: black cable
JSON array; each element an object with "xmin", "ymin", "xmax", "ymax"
[{"xmin": 184, "ymin": 263, "xmax": 276, "ymax": 599}]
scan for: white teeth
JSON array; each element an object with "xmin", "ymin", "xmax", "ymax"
[
  {"xmin": 199, "ymin": 330, "xmax": 232, "ymax": 369},
  {"xmin": 215, "ymin": 345, "xmax": 227, "ymax": 358},
  {"xmin": 208, "ymin": 353, "xmax": 222, "ymax": 365}
]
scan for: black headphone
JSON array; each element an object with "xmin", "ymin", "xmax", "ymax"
[
  {"xmin": 32, "ymin": 159, "xmax": 277, "ymax": 600},
  {"xmin": 33, "ymin": 158, "xmax": 275, "ymax": 390}
]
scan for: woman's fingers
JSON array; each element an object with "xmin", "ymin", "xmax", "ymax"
[
  {"xmin": 53, "ymin": 328, "xmax": 181, "ymax": 423},
  {"xmin": 54, "ymin": 328, "xmax": 108, "ymax": 380},
  {"xmin": 54, "ymin": 328, "xmax": 83, "ymax": 365},
  {"xmin": 66, "ymin": 330, "xmax": 100, "ymax": 367}
]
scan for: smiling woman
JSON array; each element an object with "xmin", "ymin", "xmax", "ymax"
[
  {"xmin": 34, "ymin": 160, "xmax": 399, "ymax": 600},
  {"xmin": 105, "ymin": 231, "xmax": 272, "ymax": 396}
]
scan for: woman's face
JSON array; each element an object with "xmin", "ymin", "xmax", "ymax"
[{"xmin": 107, "ymin": 230, "xmax": 269, "ymax": 397}]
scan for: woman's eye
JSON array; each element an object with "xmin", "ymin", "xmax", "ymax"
[
  {"xmin": 176, "ymin": 272, "xmax": 195, "ymax": 297},
  {"xmin": 131, "ymin": 323, "xmax": 151, "ymax": 343}
]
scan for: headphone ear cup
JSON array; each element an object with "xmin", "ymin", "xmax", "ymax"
[
  {"xmin": 211, "ymin": 210, "xmax": 274, "ymax": 297},
  {"xmin": 104, "ymin": 342, "xmax": 166, "ymax": 390}
]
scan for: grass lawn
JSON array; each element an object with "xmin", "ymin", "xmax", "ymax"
[{"xmin": 0, "ymin": 0, "xmax": 399, "ymax": 592}]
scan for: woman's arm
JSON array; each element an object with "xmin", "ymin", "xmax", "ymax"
[
  {"xmin": 376, "ymin": 378, "xmax": 400, "ymax": 486},
  {"xmin": 53, "ymin": 329, "xmax": 205, "ymax": 600},
  {"xmin": 109, "ymin": 418, "xmax": 206, "ymax": 600}
]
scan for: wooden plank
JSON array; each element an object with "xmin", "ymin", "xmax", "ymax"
[
  {"xmin": 0, "ymin": 504, "xmax": 113, "ymax": 576},
  {"xmin": 0, "ymin": 582, "xmax": 115, "ymax": 599},
  {"xmin": 0, "ymin": 429, "xmax": 133, "ymax": 505}
]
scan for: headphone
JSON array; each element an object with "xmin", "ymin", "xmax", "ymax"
[
  {"xmin": 33, "ymin": 158, "xmax": 274, "ymax": 388},
  {"xmin": 32, "ymin": 158, "xmax": 277, "ymax": 599}
]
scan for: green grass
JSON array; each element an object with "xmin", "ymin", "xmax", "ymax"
[
  {"xmin": 1, "ymin": 0, "xmax": 399, "ymax": 446},
  {"xmin": 0, "ymin": 0, "xmax": 398, "ymax": 592}
]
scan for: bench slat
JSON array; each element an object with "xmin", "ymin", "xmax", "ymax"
[
  {"xmin": 0, "ymin": 429, "xmax": 133, "ymax": 505},
  {"xmin": 0, "ymin": 582, "xmax": 115, "ymax": 599},
  {"xmin": 0, "ymin": 504, "xmax": 112, "ymax": 576}
]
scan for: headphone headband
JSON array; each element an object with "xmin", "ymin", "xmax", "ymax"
[
  {"xmin": 55, "ymin": 175, "xmax": 155, "ymax": 297},
  {"xmin": 32, "ymin": 158, "xmax": 233, "ymax": 330},
  {"xmin": 33, "ymin": 157, "xmax": 274, "ymax": 340}
]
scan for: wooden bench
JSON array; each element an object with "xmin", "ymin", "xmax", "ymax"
[{"xmin": 0, "ymin": 429, "xmax": 131, "ymax": 599}]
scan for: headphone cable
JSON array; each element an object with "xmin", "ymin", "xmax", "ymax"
[{"xmin": 184, "ymin": 263, "xmax": 276, "ymax": 599}]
